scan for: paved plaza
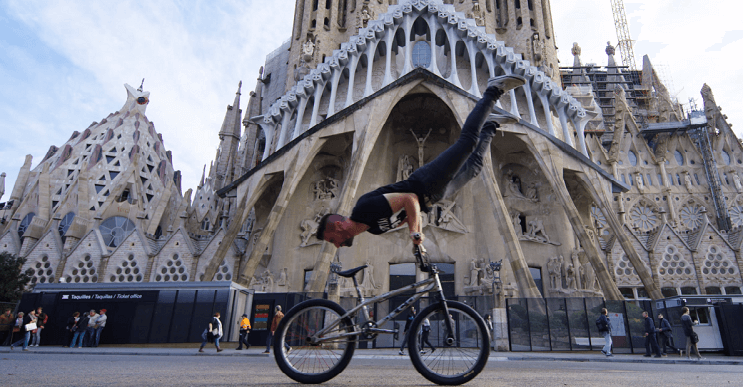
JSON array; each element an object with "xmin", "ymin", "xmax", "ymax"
[{"xmin": 1, "ymin": 346, "xmax": 741, "ymax": 386}]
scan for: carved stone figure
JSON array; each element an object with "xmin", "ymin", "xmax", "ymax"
[
  {"xmin": 360, "ymin": 259, "xmax": 379, "ymax": 295},
  {"xmin": 548, "ymin": 257, "xmax": 560, "ymax": 290},
  {"xmin": 397, "ymin": 154, "xmax": 414, "ymax": 182},
  {"xmin": 636, "ymin": 173, "xmax": 644, "ymax": 190},
  {"xmin": 302, "ymin": 38, "xmax": 315, "ymax": 62},
  {"xmin": 261, "ymin": 269, "xmax": 274, "ymax": 292},
  {"xmin": 468, "ymin": 259, "xmax": 482, "ymax": 287},
  {"xmin": 313, "ymin": 177, "xmax": 340, "ymax": 201},
  {"xmin": 512, "ymin": 212, "xmax": 522, "ymax": 235},
  {"xmin": 565, "ymin": 264, "xmax": 577, "ymax": 290},
  {"xmin": 527, "ymin": 219, "xmax": 550, "ymax": 244},
  {"xmin": 524, "ymin": 181, "xmax": 539, "ymax": 201},
  {"xmin": 684, "ymin": 173, "xmax": 693, "ymax": 191},
  {"xmin": 410, "ymin": 128, "xmax": 432, "ymax": 167},
  {"xmin": 432, "ymin": 199, "xmax": 467, "ymax": 233},
  {"xmin": 360, "ymin": 7, "xmax": 372, "ymax": 28},
  {"xmin": 581, "ymin": 262, "xmax": 596, "ymax": 291},
  {"xmin": 278, "ymin": 268, "xmax": 288, "ymax": 287},
  {"xmin": 294, "ymin": 60, "xmax": 310, "ymax": 82},
  {"xmin": 734, "ymin": 174, "xmax": 742, "ymax": 193},
  {"xmin": 300, "ymin": 208, "xmax": 329, "ymax": 247}
]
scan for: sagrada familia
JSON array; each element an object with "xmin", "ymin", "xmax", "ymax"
[{"xmin": 2, "ymin": 0, "xmax": 742, "ymax": 306}]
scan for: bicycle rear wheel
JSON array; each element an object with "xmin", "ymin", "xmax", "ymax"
[
  {"xmin": 408, "ymin": 301, "xmax": 490, "ymax": 385},
  {"xmin": 273, "ymin": 299, "xmax": 356, "ymax": 384}
]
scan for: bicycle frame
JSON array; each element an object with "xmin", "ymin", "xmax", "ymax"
[{"xmin": 310, "ymin": 264, "xmax": 456, "ymax": 344}]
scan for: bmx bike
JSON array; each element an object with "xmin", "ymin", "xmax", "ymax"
[{"xmin": 273, "ymin": 236, "xmax": 490, "ymax": 385}]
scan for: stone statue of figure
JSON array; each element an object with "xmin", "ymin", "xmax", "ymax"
[
  {"xmin": 469, "ymin": 259, "xmax": 482, "ymax": 287},
  {"xmin": 524, "ymin": 181, "xmax": 538, "ymax": 201},
  {"xmin": 397, "ymin": 155, "xmax": 414, "ymax": 182},
  {"xmin": 512, "ymin": 212, "xmax": 522, "ymax": 235},
  {"xmin": 565, "ymin": 264, "xmax": 576, "ymax": 289},
  {"xmin": 261, "ymin": 269, "xmax": 274, "ymax": 292},
  {"xmin": 571, "ymin": 42, "xmax": 581, "ymax": 57},
  {"xmin": 302, "ymin": 38, "xmax": 315, "ymax": 62},
  {"xmin": 636, "ymin": 173, "xmax": 644, "ymax": 190},
  {"xmin": 278, "ymin": 268, "xmax": 288, "ymax": 286},
  {"xmin": 581, "ymin": 261, "xmax": 596, "ymax": 291},
  {"xmin": 571, "ymin": 251, "xmax": 582, "ymax": 289},
  {"xmin": 527, "ymin": 219, "xmax": 550, "ymax": 243},
  {"xmin": 684, "ymin": 173, "xmax": 693, "ymax": 191},
  {"xmin": 735, "ymin": 174, "xmax": 743, "ymax": 193},
  {"xmin": 360, "ymin": 7, "xmax": 372, "ymax": 27},
  {"xmin": 361, "ymin": 259, "xmax": 379, "ymax": 290},
  {"xmin": 547, "ymin": 257, "xmax": 560, "ymax": 290},
  {"xmin": 410, "ymin": 128, "xmax": 432, "ymax": 167}
]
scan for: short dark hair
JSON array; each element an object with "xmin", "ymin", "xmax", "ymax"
[
  {"xmin": 681, "ymin": 306, "xmax": 689, "ymax": 314},
  {"xmin": 601, "ymin": 308, "xmax": 607, "ymax": 315},
  {"xmin": 316, "ymin": 213, "xmax": 336, "ymax": 241}
]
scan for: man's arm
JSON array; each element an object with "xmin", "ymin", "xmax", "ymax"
[{"xmin": 383, "ymin": 192, "xmax": 423, "ymax": 244}]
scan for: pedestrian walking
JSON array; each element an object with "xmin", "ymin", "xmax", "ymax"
[
  {"xmin": 642, "ymin": 311, "xmax": 662, "ymax": 358},
  {"xmin": 484, "ymin": 314, "xmax": 495, "ymax": 350},
  {"xmin": 419, "ymin": 318, "xmax": 436, "ymax": 354},
  {"xmin": 399, "ymin": 307, "xmax": 417, "ymax": 355},
  {"xmin": 596, "ymin": 308, "xmax": 613, "ymax": 357},
  {"xmin": 199, "ymin": 312, "xmax": 223, "ymax": 352},
  {"xmin": 681, "ymin": 307, "xmax": 704, "ymax": 360},
  {"xmin": 656, "ymin": 313, "xmax": 677, "ymax": 356},
  {"xmin": 10, "ymin": 310, "xmax": 36, "ymax": 351},
  {"xmin": 0, "ymin": 308, "xmax": 14, "ymax": 346},
  {"xmin": 236, "ymin": 313, "xmax": 251, "ymax": 350},
  {"xmin": 264, "ymin": 305, "xmax": 290, "ymax": 354}
]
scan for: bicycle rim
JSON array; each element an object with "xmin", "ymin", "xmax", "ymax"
[
  {"xmin": 408, "ymin": 302, "xmax": 489, "ymax": 385},
  {"xmin": 277, "ymin": 303, "xmax": 354, "ymax": 382}
]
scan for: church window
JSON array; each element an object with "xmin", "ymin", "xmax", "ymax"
[
  {"xmin": 311, "ymin": 19, "xmax": 317, "ymax": 29},
  {"xmin": 527, "ymin": 0, "xmax": 533, "ymax": 10},
  {"xmin": 516, "ymin": 16, "xmax": 522, "ymax": 27},
  {"xmin": 628, "ymin": 174, "xmax": 634, "ymax": 186},
  {"xmin": 202, "ymin": 218, "xmax": 211, "ymax": 231},
  {"xmin": 99, "ymin": 216, "xmax": 136, "ymax": 248},
  {"xmin": 661, "ymin": 287, "xmax": 678, "ymax": 297},
  {"xmin": 64, "ymin": 255, "xmax": 97, "ymax": 284},
  {"xmin": 515, "ymin": 0, "xmax": 520, "ymax": 9},
  {"xmin": 721, "ymin": 150, "xmax": 731, "ymax": 165},
  {"xmin": 620, "ymin": 174, "xmax": 626, "ymax": 184},
  {"xmin": 725, "ymin": 286, "xmax": 742, "ymax": 295},
  {"xmin": 668, "ymin": 173, "xmax": 673, "ymax": 185},
  {"xmin": 109, "ymin": 254, "xmax": 143, "ymax": 283},
  {"xmin": 676, "ymin": 174, "xmax": 681, "ymax": 185},
  {"xmin": 313, "ymin": 0, "xmax": 319, "ymax": 11},
  {"xmin": 681, "ymin": 287, "xmax": 698, "ymax": 295},
  {"xmin": 324, "ymin": 17, "xmax": 330, "ymax": 28},
  {"xmin": 724, "ymin": 173, "xmax": 730, "ymax": 185},
  {"xmin": 213, "ymin": 260, "xmax": 232, "ymax": 281},
  {"xmin": 694, "ymin": 173, "xmax": 701, "ymax": 185},
  {"xmin": 325, "ymin": 0, "xmax": 331, "ymax": 10},
  {"xmin": 529, "ymin": 267, "xmax": 543, "ymax": 297},
  {"xmin": 58, "ymin": 212, "xmax": 75, "ymax": 242},
  {"xmin": 628, "ymin": 151, "xmax": 637, "ymax": 166},
  {"xmin": 18, "ymin": 212, "xmax": 36, "ymax": 238},
  {"xmin": 29, "ymin": 255, "xmax": 54, "ymax": 284},
  {"xmin": 619, "ymin": 288, "xmax": 634, "ymax": 299},
  {"xmin": 646, "ymin": 174, "xmax": 653, "ymax": 186},
  {"xmin": 155, "ymin": 254, "xmax": 189, "ymax": 282},
  {"xmin": 674, "ymin": 150, "xmax": 684, "ymax": 165},
  {"xmin": 705, "ymin": 286, "xmax": 722, "ymax": 295},
  {"xmin": 412, "ymin": 41, "xmax": 431, "ymax": 68}
]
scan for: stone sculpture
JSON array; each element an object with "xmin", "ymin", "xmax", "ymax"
[
  {"xmin": 684, "ymin": 173, "xmax": 693, "ymax": 191},
  {"xmin": 734, "ymin": 174, "xmax": 742, "ymax": 193},
  {"xmin": 397, "ymin": 154, "xmax": 414, "ymax": 182},
  {"xmin": 410, "ymin": 128, "xmax": 432, "ymax": 167},
  {"xmin": 300, "ymin": 208, "xmax": 329, "ymax": 247},
  {"xmin": 313, "ymin": 177, "xmax": 340, "ymax": 201},
  {"xmin": 302, "ymin": 38, "xmax": 315, "ymax": 62},
  {"xmin": 278, "ymin": 268, "xmax": 288, "ymax": 287}
]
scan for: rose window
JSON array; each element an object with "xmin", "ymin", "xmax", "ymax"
[
  {"xmin": 155, "ymin": 254, "xmax": 189, "ymax": 282},
  {"xmin": 590, "ymin": 206, "xmax": 607, "ymax": 229},
  {"xmin": 679, "ymin": 206, "xmax": 703, "ymax": 230},
  {"xmin": 729, "ymin": 206, "xmax": 743, "ymax": 228},
  {"xmin": 614, "ymin": 254, "xmax": 637, "ymax": 277},
  {"xmin": 64, "ymin": 255, "xmax": 98, "ymax": 283},
  {"xmin": 659, "ymin": 245, "xmax": 692, "ymax": 277},
  {"xmin": 629, "ymin": 206, "xmax": 658, "ymax": 231},
  {"xmin": 109, "ymin": 254, "xmax": 143, "ymax": 283}
]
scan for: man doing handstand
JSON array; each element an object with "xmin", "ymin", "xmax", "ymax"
[{"xmin": 316, "ymin": 75, "xmax": 526, "ymax": 247}]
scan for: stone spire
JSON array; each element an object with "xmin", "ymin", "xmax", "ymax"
[
  {"xmin": 0, "ymin": 172, "xmax": 5, "ymax": 201},
  {"xmin": 211, "ymin": 82, "xmax": 243, "ymax": 191},
  {"xmin": 606, "ymin": 41, "xmax": 626, "ymax": 91}
]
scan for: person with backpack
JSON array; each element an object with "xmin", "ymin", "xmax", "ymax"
[
  {"xmin": 596, "ymin": 308, "xmax": 613, "ymax": 357},
  {"xmin": 236, "ymin": 313, "xmax": 251, "ymax": 350},
  {"xmin": 398, "ymin": 307, "xmax": 416, "ymax": 356}
]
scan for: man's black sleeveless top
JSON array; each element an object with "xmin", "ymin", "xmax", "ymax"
[{"xmin": 349, "ymin": 180, "xmax": 428, "ymax": 235}]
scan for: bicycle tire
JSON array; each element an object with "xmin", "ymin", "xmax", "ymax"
[
  {"xmin": 273, "ymin": 298, "xmax": 356, "ymax": 384},
  {"xmin": 407, "ymin": 300, "xmax": 490, "ymax": 385}
]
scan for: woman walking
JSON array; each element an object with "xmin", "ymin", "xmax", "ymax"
[
  {"xmin": 199, "ymin": 312, "xmax": 223, "ymax": 352},
  {"xmin": 680, "ymin": 307, "xmax": 704, "ymax": 360}
]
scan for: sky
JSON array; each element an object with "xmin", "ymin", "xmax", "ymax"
[{"xmin": 1, "ymin": 0, "xmax": 742, "ymax": 201}]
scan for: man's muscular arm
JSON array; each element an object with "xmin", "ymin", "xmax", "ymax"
[{"xmin": 383, "ymin": 192, "xmax": 424, "ymax": 245}]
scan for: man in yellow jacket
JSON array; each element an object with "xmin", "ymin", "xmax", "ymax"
[{"xmin": 236, "ymin": 314, "xmax": 251, "ymax": 350}]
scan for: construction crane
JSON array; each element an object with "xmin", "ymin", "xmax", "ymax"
[{"xmin": 609, "ymin": 0, "xmax": 638, "ymax": 71}]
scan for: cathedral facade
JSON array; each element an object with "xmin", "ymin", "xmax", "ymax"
[{"xmin": 1, "ymin": 0, "xmax": 741, "ymax": 304}]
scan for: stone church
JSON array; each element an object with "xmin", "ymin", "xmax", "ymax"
[{"xmin": 1, "ymin": 0, "xmax": 741, "ymax": 305}]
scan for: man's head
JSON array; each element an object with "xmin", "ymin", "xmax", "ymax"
[
  {"xmin": 100, "ymin": 309, "xmax": 106, "ymax": 315},
  {"xmin": 275, "ymin": 305, "xmax": 282, "ymax": 312},
  {"xmin": 642, "ymin": 311, "xmax": 649, "ymax": 318},
  {"xmin": 601, "ymin": 308, "xmax": 608, "ymax": 315},
  {"xmin": 214, "ymin": 312, "xmax": 221, "ymax": 318},
  {"xmin": 89, "ymin": 309, "xmax": 96, "ymax": 316},
  {"xmin": 317, "ymin": 214, "xmax": 355, "ymax": 248},
  {"xmin": 658, "ymin": 313, "xmax": 664, "ymax": 319},
  {"xmin": 681, "ymin": 307, "xmax": 689, "ymax": 315}
]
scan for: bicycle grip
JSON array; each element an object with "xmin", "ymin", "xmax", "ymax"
[{"xmin": 412, "ymin": 233, "xmax": 421, "ymax": 241}]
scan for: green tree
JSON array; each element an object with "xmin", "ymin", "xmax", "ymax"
[{"xmin": 0, "ymin": 252, "xmax": 34, "ymax": 303}]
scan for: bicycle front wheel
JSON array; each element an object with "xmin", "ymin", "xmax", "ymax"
[
  {"xmin": 408, "ymin": 301, "xmax": 490, "ymax": 385},
  {"xmin": 273, "ymin": 298, "xmax": 356, "ymax": 384}
]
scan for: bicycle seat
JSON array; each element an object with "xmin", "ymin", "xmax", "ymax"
[{"xmin": 336, "ymin": 265, "xmax": 367, "ymax": 278}]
